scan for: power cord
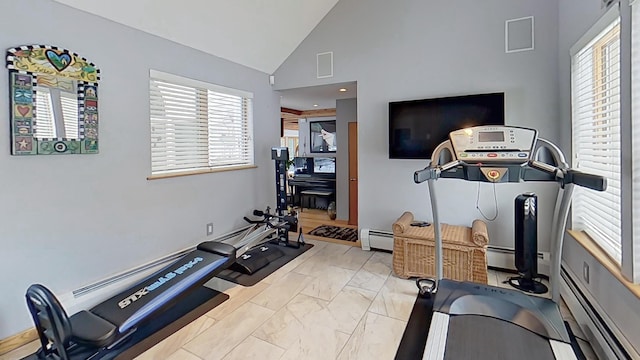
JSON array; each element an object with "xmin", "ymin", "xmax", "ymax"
[{"xmin": 476, "ymin": 181, "xmax": 498, "ymax": 221}]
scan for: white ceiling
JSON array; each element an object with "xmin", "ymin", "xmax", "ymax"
[
  {"xmin": 52, "ymin": 0, "xmax": 339, "ymax": 74},
  {"xmin": 279, "ymin": 82, "xmax": 357, "ymax": 111}
]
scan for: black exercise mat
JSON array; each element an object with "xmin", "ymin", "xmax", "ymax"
[
  {"xmin": 216, "ymin": 243, "xmax": 313, "ymax": 286},
  {"xmin": 21, "ymin": 287, "xmax": 228, "ymax": 360},
  {"xmin": 395, "ymin": 294, "xmax": 434, "ymax": 360}
]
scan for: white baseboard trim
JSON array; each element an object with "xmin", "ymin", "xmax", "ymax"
[
  {"xmin": 486, "ymin": 245, "xmax": 550, "ymax": 276},
  {"xmin": 57, "ymin": 226, "xmax": 250, "ymax": 315}
]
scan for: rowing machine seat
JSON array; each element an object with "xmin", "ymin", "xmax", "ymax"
[
  {"xmin": 197, "ymin": 241, "xmax": 237, "ymax": 257},
  {"xmin": 26, "ymin": 284, "xmax": 117, "ymax": 360}
]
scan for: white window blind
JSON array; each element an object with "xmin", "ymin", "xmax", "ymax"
[
  {"xmin": 632, "ymin": 0, "xmax": 640, "ymax": 273},
  {"xmin": 35, "ymin": 87, "xmax": 56, "ymax": 138},
  {"xmin": 149, "ymin": 70, "xmax": 254, "ymax": 175},
  {"xmin": 60, "ymin": 92, "xmax": 79, "ymax": 138},
  {"xmin": 571, "ymin": 14, "xmax": 622, "ymax": 263}
]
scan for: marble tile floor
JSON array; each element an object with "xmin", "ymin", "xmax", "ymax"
[{"xmin": 1, "ymin": 239, "xmax": 598, "ymax": 360}]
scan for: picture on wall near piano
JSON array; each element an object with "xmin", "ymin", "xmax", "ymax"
[{"xmin": 310, "ymin": 120, "xmax": 336, "ymax": 153}]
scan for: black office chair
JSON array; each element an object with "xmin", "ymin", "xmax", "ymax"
[{"xmin": 26, "ymin": 284, "xmax": 118, "ymax": 360}]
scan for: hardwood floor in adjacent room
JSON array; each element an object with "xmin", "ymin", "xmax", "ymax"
[{"xmin": 296, "ymin": 208, "xmax": 359, "ymax": 247}]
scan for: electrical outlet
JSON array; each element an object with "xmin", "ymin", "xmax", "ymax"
[
  {"xmin": 583, "ymin": 261, "xmax": 590, "ymax": 284},
  {"xmin": 206, "ymin": 223, "xmax": 214, "ymax": 236}
]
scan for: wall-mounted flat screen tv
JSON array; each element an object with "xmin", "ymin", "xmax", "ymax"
[{"xmin": 389, "ymin": 92, "xmax": 505, "ymax": 159}]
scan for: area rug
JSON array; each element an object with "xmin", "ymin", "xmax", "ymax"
[{"xmin": 309, "ymin": 225, "xmax": 358, "ymax": 242}]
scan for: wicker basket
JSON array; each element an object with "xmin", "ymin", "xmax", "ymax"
[{"xmin": 392, "ymin": 212, "xmax": 489, "ymax": 284}]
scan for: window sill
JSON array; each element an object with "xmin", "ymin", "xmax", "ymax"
[
  {"xmin": 567, "ymin": 229, "xmax": 640, "ymax": 299},
  {"xmin": 147, "ymin": 165, "xmax": 257, "ymax": 180}
]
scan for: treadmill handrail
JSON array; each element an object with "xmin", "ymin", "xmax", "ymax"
[
  {"xmin": 414, "ymin": 160, "xmax": 461, "ymax": 184},
  {"xmin": 528, "ymin": 160, "xmax": 561, "ymax": 176}
]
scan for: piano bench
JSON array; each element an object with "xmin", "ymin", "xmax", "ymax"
[{"xmin": 300, "ymin": 190, "xmax": 334, "ymax": 210}]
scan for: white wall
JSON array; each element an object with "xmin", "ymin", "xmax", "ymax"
[
  {"xmin": 274, "ymin": 0, "xmax": 561, "ymax": 252},
  {"xmin": 0, "ymin": 0, "xmax": 280, "ymax": 338}
]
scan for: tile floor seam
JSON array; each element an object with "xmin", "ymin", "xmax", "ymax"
[
  {"xmin": 224, "ymin": 303, "xmax": 287, "ymax": 358},
  {"xmin": 335, "ymin": 323, "xmax": 358, "ymax": 360},
  {"xmin": 221, "ymin": 335, "xmax": 289, "ymax": 360},
  {"xmin": 180, "ymin": 346, "xmax": 204, "ymax": 360}
]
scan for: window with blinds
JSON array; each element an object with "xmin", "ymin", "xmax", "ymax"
[
  {"xmin": 149, "ymin": 70, "xmax": 254, "ymax": 175},
  {"xmin": 571, "ymin": 15, "xmax": 621, "ymax": 263}
]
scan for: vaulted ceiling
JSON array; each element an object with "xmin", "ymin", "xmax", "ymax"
[{"xmin": 52, "ymin": 0, "xmax": 340, "ymax": 74}]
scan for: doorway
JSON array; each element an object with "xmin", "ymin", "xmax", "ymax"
[{"xmin": 278, "ymin": 82, "xmax": 358, "ymax": 242}]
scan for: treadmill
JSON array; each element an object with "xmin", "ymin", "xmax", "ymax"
[{"xmin": 405, "ymin": 125, "xmax": 606, "ymax": 360}]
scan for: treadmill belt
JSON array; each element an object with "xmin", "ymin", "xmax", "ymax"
[
  {"xmin": 444, "ymin": 315, "xmax": 555, "ymax": 360},
  {"xmin": 395, "ymin": 295, "xmax": 434, "ymax": 360}
]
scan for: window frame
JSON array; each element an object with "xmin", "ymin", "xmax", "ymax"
[
  {"xmin": 570, "ymin": 11, "xmax": 622, "ymax": 264},
  {"xmin": 570, "ymin": 2, "xmax": 639, "ymax": 283}
]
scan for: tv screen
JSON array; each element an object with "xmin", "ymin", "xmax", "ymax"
[
  {"xmin": 313, "ymin": 157, "xmax": 336, "ymax": 174},
  {"xmin": 389, "ymin": 92, "xmax": 505, "ymax": 159},
  {"xmin": 293, "ymin": 157, "xmax": 314, "ymax": 175}
]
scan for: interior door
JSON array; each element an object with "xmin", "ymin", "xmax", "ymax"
[{"xmin": 348, "ymin": 122, "xmax": 358, "ymax": 225}]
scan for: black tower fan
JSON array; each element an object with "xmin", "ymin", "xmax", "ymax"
[{"xmin": 508, "ymin": 193, "xmax": 548, "ymax": 294}]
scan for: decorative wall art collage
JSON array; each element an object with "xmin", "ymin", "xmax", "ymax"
[{"xmin": 6, "ymin": 45, "xmax": 100, "ymax": 155}]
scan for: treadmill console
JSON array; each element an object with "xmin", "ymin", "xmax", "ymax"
[{"xmin": 450, "ymin": 126, "xmax": 538, "ymax": 163}]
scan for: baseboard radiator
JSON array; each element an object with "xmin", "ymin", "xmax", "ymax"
[
  {"xmin": 360, "ymin": 228, "xmax": 550, "ymax": 274},
  {"xmin": 360, "ymin": 228, "xmax": 394, "ymax": 251},
  {"xmin": 561, "ymin": 266, "xmax": 637, "ymax": 359},
  {"xmin": 58, "ymin": 226, "xmax": 251, "ymax": 314}
]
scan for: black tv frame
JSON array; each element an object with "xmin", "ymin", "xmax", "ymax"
[{"xmin": 388, "ymin": 92, "xmax": 505, "ymax": 160}]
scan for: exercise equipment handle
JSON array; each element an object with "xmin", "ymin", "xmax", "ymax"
[
  {"xmin": 528, "ymin": 160, "xmax": 558, "ymax": 175},
  {"xmin": 414, "ymin": 160, "xmax": 461, "ymax": 184},
  {"xmin": 567, "ymin": 170, "xmax": 607, "ymax": 191},
  {"xmin": 414, "ymin": 166, "xmax": 433, "ymax": 184}
]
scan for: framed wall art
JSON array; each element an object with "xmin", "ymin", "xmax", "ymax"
[
  {"xmin": 6, "ymin": 45, "xmax": 101, "ymax": 155},
  {"xmin": 309, "ymin": 120, "xmax": 336, "ymax": 153}
]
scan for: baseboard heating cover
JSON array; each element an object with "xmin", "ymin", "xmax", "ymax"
[
  {"xmin": 58, "ymin": 225, "xmax": 251, "ymax": 313},
  {"xmin": 486, "ymin": 245, "xmax": 550, "ymax": 275},
  {"xmin": 360, "ymin": 228, "xmax": 393, "ymax": 251},
  {"xmin": 561, "ymin": 265, "xmax": 637, "ymax": 359}
]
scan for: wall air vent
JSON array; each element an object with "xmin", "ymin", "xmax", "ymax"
[
  {"xmin": 505, "ymin": 16, "xmax": 534, "ymax": 53},
  {"xmin": 317, "ymin": 51, "xmax": 334, "ymax": 78}
]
